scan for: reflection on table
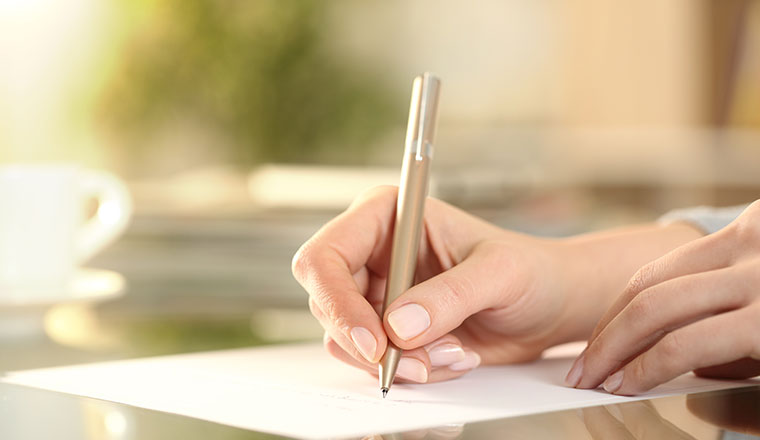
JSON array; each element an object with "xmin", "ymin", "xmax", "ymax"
[{"xmin": 371, "ymin": 387, "xmax": 760, "ymax": 440}]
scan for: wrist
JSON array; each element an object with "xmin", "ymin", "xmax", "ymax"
[
  {"xmin": 549, "ymin": 222, "xmax": 704, "ymax": 345},
  {"xmin": 543, "ymin": 239, "xmax": 604, "ymax": 346}
]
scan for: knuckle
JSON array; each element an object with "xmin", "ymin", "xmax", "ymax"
[
  {"xmin": 585, "ymin": 338, "xmax": 620, "ymax": 375},
  {"xmin": 308, "ymin": 297, "xmax": 324, "ymax": 320},
  {"xmin": 438, "ymin": 274, "xmax": 473, "ymax": 311},
  {"xmin": 294, "ymin": 243, "xmax": 355, "ymax": 334},
  {"xmin": 627, "ymin": 288, "xmax": 656, "ymax": 320},
  {"xmin": 291, "ymin": 241, "xmax": 315, "ymax": 282},
  {"xmin": 728, "ymin": 214, "xmax": 760, "ymax": 246},
  {"xmin": 631, "ymin": 355, "xmax": 649, "ymax": 385},
  {"xmin": 313, "ymin": 286, "xmax": 349, "ymax": 332},
  {"xmin": 631, "ymin": 341, "xmax": 676, "ymax": 387},
  {"xmin": 627, "ymin": 263, "xmax": 656, "ymax": 296},
  {"xmin": 319, "ymin": 294, "xmax": 337, "ymax": 321},
  {"xmin": 657, "ymin": 332, "xmax": 685, "ymax": 365},
  {"xmin": 631, "ymin": 335, "xmax": 684, "ymax": 388}
]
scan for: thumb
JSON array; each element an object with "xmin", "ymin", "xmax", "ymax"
[{"xmin": 383, "ymin": 242, "xmax": 511, "ymax": 349}]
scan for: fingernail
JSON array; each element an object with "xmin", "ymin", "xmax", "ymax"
[
  {"xmin": 426, "ymin": 343, "xmax": 465, "ymax": 367},
  {"xmin": 449, "ymin": 350, "xmax": 481, "ymax": 371},
  {"xmin": 565, "ymin": 355, "xmax": 584, "ymax": 387},
  {"xmin": 395, "ymin": 358, "xmax": 428, "ymax": 382},
  {"xmin": 349, "ymin": 327, "xmax": 377, "ymax": 362},
  {"xmin": 603, "ymin": 370, "xmax": 624, "ymax": 394},
  {"xmin": 387, "ymin": 303, "xmax": 431, "ymax": 340}
]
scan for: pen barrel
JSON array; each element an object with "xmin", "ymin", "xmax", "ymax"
[
  {"xmin": 381, "ymin": 152, "xmax": 431, "ymax": 314},
  {"xmin": 379, "ymin": 152, "xmax": 430, "ymax": 390}
]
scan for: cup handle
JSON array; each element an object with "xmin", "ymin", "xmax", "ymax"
[{"xmin": 76, "ymin": 170, "xmax": 133, "ymax": 264}]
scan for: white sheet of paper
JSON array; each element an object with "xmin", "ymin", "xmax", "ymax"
[{"xmin": 3, "ymin": 342, "xmax": 758, "ymax": 439}]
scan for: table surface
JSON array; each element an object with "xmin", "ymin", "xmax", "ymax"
[
  {"xmin": 1, "ymin": 379, "xmax": 759, "ymax": 439},
  {"xmin": 1, "ymin": 212, "xmax": 759, "ymax": 440}
]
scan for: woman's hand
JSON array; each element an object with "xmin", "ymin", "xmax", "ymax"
[
  {"xmin": 568, "ymin": 201, "xmax": 760, "ymax": 395},
  {"xmin": 292, "ymin": 186, "xmax": 586, "ymax": 384}
]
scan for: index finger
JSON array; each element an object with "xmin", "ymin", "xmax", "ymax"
[{"xmin": 292, "ymin": 186, "xmax": 399, "ymax": 363}]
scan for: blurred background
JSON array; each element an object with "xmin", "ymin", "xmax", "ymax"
[
  {"xmin": 2, "ymin": 1, "xmax": 760, "ymax": 438},
  {"xmin": 1, "ymin": 0, "xmax": 760, "ymax": 371}
]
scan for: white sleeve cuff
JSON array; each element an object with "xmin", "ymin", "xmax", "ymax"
[{"xmin": 658, "ymin": 204, "xmax": 749, "ymax": 235}]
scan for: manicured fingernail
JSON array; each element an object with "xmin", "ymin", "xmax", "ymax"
[
  {"xmin": 350, "ymin": 327, "xmax": 377, "ymax": 362},
  {"xmin": 387, "ymin": 303, "xmax": 431, "ymax": 340},
  {"xmin": 426, "ymin": 343, "xmax": 465, "ymax": 367},
  {"xmin": 449, "ymin": 351, "xmax": 481, "ymax": 371},
  {"xmin": 396, "ymin": 358, "xmax": 428, "ymax": 382},
  {"xmin": 603, "ymin": 370, "xmax": 624, "ymax": 394},
  {"xmin": 565, "ymin": 355, "xmax": 584, "ymax": 387}
]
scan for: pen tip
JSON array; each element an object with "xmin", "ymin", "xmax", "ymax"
[{"xmin": 381, "ymin": 388, "xmax": 388, "ymax": 399}]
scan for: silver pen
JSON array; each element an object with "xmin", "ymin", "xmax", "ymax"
[{"xmin": 379, "ymin": 73, "xmax": 441, "ymax": 398}]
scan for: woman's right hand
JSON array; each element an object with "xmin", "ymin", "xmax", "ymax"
[{"xmin": 292, "ymin": 186, "xmax": 589, "ymax": 384}]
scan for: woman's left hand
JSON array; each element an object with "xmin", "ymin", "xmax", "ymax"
[{"xmin": 566, "ymin": 201, "xmax": 760, "ymax": 395}]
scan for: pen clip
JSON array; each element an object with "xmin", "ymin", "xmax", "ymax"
[{"xmin": 404, "ymin": 73, "xmax": 441, "ymax": 160}]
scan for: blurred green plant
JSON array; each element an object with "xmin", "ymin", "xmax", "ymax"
[
  {"xmin": 125, "ymin": 316, "xmax": 267, "ymax": 357},
  {"xmin": 98, "ymin": 0, "xmax": 398, "ymax": 165}
]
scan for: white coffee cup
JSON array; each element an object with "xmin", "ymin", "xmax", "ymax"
[{"xmin": 0, "ymin": 164, "xmax": 132, "ymax": 301}]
